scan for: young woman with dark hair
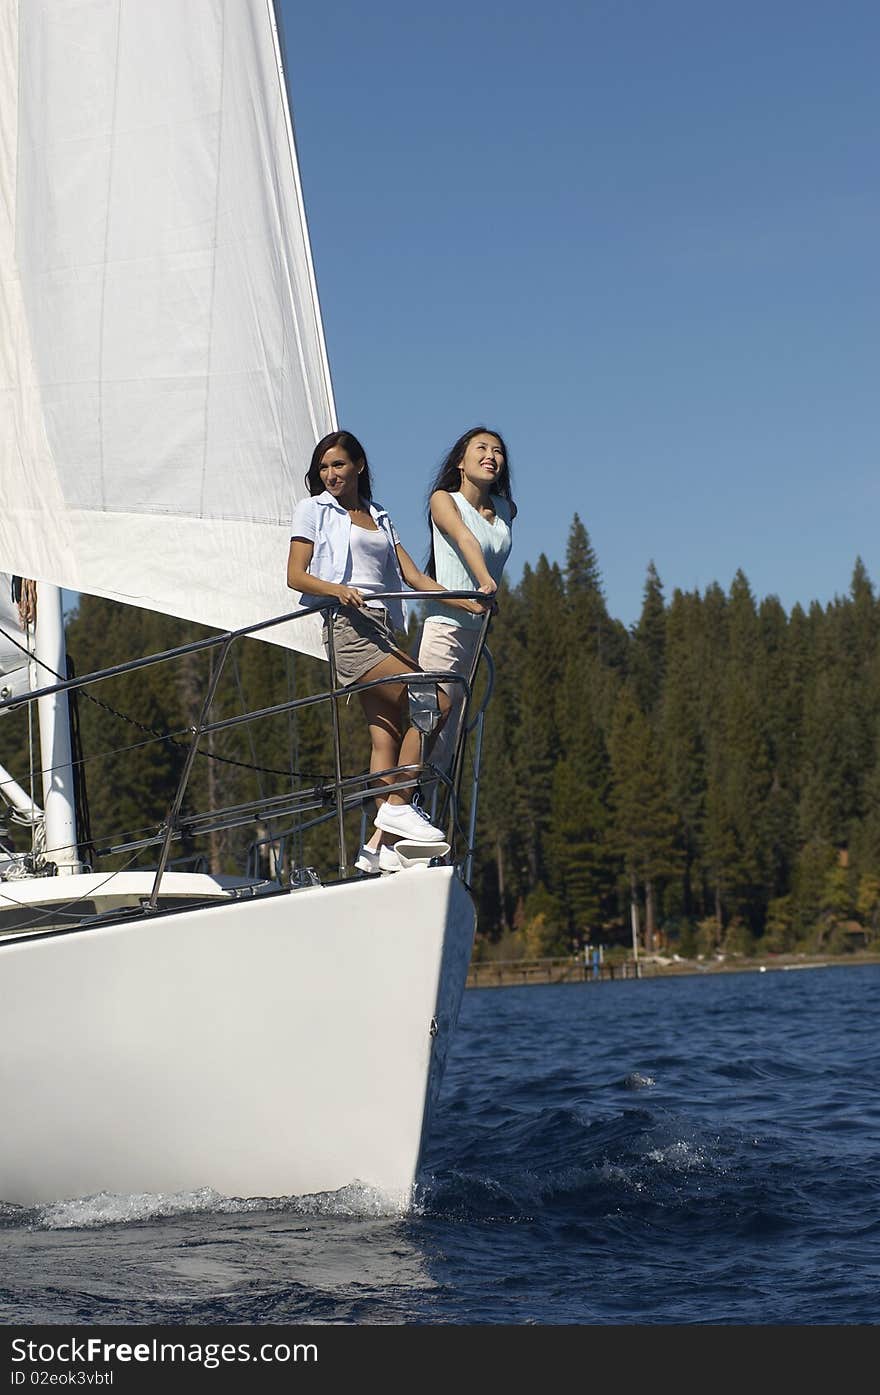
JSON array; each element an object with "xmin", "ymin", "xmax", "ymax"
[
  {"xmin": 422, "ymin": 426, "xmax": 515, "ymax": 586},
  {"xmin": 357, "ymin": 427, "xmax": 514, "ymax": 871},
  {"xmin": 416, "ymin": 426, "xmax": 515, "ymax": 803}
]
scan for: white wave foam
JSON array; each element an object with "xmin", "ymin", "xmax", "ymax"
[
  {"xmin": 34, "ymin": 1180, "xmax": 410, "ymax": 1230},
  {"xmin": 646, "ymin": 1139, "xmax": 709, "ymax": 1172},
  {"xmin": 598, "ymin": 1160, "xmax": 647, "ymax": 1192}
]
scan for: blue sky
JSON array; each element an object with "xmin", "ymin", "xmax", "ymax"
[{"xmin": 279, "ymin": 0, "xmax": 879, "ymax": 628}]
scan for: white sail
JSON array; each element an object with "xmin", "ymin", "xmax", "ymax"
[{"xmin": 0, "ymin": 0, "xmax": 335, "ymax": 656}]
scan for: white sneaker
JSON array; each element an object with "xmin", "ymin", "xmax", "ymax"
[
  {"xmin": 354, "ymin": 845, "xmax": 380, "ymax": 874},
  {"xmin": 374, "ymin": 801, "xmax": 445, "ymax": 842},
  {"xmin": 379, "ymin": 844, "xmax": 402, "ymax": 873}
]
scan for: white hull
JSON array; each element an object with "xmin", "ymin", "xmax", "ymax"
[{"xmin": 0, "ymin": 867, "xmax": 475, "ymax": 1208}]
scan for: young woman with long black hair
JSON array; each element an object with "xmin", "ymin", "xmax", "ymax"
[
  {"xmin": 416, "ymin": 425, "xmax": 515, "ymax": 799},
  {"xmin": 356, "ymin": 426, "xmax": 514, "ymax": 870}
]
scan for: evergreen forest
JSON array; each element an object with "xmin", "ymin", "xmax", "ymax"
[{"xmin": 2, "ymin": 515, "xmax": 879, "ymax": 962}]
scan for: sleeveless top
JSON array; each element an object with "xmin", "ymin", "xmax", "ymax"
[{"xmin": 420, "ymin": 492, "xmax": 513, "ymax": 631}]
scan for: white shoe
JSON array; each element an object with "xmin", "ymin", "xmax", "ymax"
[
  {"xmin": 379, "ymin": 844, "xmax": 402, "ymax": 873},
  {"xmin": 354, "ymin": 845, "xmax": 380, "ymax": 874},
  {"xmin": 374, "ymin": 801, "xmax": 445, "ymax": 842}
]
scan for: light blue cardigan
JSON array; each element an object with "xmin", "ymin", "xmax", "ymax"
[{"xmin": 290, "ymin": 490, "xmax": 407, "ymax": 631}]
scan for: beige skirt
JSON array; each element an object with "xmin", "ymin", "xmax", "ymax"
[
  {"xmin": 415, "ymin": 619, "xmax": 481, "ymax": 792},
  {"xmin": 416, "ymin": 619, "xmax": 480, "ymax": 699},
  {"xmin": 323, "ymin": 604, "xmax": 410, "ymax": 687}
]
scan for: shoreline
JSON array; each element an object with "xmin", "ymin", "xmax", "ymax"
[{"xmin": 465, "ymin": 949, "xmax": 880, "ymax": 989}]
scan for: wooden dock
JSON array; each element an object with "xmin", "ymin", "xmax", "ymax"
[{"xmin": 466, "ymin": 956, "xmax": 642, "ymax": 989}]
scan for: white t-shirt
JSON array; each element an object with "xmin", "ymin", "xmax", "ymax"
[
  {"xmin": 289, "ymin": 491, "xmax": 406, "ymax": 628},
  {"xmin": 348, "ymin": 524, "xmax": 399, "ymax": 606}
]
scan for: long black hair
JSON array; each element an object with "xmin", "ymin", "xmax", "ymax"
[
  {"xmin": 424, "ymin": 426, "xmax": 514, "ymax": 577},
  {"xmin": 305, "ymin": 430, "xmax": 373, "ymax": 501}
]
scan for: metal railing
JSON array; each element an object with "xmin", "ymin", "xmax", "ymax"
[{"xmin": 0, "ymin": 591, "xmax": 495, "ymax": 902}]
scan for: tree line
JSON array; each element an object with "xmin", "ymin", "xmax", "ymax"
[
  {"xmin": 1, "ymin": 518, "xmax": 877, "ymax": 959},
  {"xmin": 473, "ymin": 518, "xmax": 880, "ymax": 959}
]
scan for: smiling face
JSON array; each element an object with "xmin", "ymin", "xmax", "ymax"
[
  {"xmin": 319, "ymin": 445, "xmax": 362, "ymax": 505},
  {"xmin": 459, "ymin": 434, "xmax": 506, "ymax": 490}
]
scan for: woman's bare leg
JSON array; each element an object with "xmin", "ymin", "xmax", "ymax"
[{"xmin": 357, "ymin": 654, "xmax": 450, "ymax": 845}]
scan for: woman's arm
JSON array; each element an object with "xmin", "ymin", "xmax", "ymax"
[
  {"xmin": 287, "ymin": 538, "xmax": 366, "ymax": 607},
  {"xmin": 394, "ymin": 543, "xmax": 489, "ymax": 615},
  {"xmin": 394, "ymin": 543, "xmax": 446, "ymax": 593},
  {"xmin": 429, "ymin": 491, "xmax": 497, "ymax": 592}
]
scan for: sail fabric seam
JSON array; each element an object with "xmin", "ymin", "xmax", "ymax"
[
  {"xmin": 262, "ymin": 2, "xmax": 322, "ymax": 450},
  {"xmin": 97, "ymin": 0, "xmax": 124, "ymax": 512},
  {"xmin": 248, "ymin": 0, "xmax": 290, "ymax": 510},
  {"xmin": 266, "ymin": 0, "xmax": 337, "ymax": 431},
  {"xmin": 199, "ymin": 0, "xmax": 226, "ymax": 519}
]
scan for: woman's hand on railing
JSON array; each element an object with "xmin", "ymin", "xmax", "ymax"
[
  {"xmin": 433, "ymin": 584, "xmax": 497, "ymax": 617},
  {"xmin": 476, "ymin": 582, "xmax": 499, "ymax": 615},
  {"xmin": 457, "ymin": 596, "xmax": 496, "ymax": 615},
  {"xmin": 333, "ymin": 584, "xmax": 366, "ymax": 607}
]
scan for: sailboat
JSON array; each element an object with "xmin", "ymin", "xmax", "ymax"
[{"xmin": 0, "ymin": 1, "xmax": 484, "ymax": 1208}]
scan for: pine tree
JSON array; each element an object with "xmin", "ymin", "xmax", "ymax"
[
  {"xmin": 660, "ymin": 589, "xmax": 707, "ymax": 914},
  {"xmin": 608, "ymin": 686, "xmax": 679, "ymax": 951},
  {"xmin": 510, "ymin": 557, "xmax": 565, "ymax": 891},
  {"xmin": 544, "ymin": 730, "xmax": 612, "ymax": 941},
  {"xmin": 630, "ymin": 561, "xmax": 665, "ymax": 716},
  {"xmin": 563, "ymin": 514, "xmax": 625, "ymax": 675},
  {"xmin": 471, "ymin": 577, "xmax": 524, "ymax": 931}
]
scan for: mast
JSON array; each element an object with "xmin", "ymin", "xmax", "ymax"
[{"xmin": 31, "ymin": 584, "xmax": 81, "ymax": 874}]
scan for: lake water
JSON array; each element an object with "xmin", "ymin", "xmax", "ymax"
[{"xmin": 2, "ymin": 962, "xmax": 878, "ymax": 1327}]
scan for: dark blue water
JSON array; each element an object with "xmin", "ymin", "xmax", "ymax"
[{"xmin": 2, "ymin": 963, "xmax": 879, "ymax": 1325}]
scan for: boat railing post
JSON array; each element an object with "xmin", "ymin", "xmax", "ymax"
[
  {"xmin": 455, "ymin": 621, "xmax": 493, "ymax": 882},
  {"xmin": 147, "ymin": 635, "xmax": 234, "ymax": 910},
  {"xmin": 445, "ymin": 611, "xmax": 493, "ymax": 842},
  {"xmin": 405, "ymin": 675, "xmax": 442, "ymax": 819},
  {"xmin": 324, "ymin": 606, "xmax": 347, "ymax": 877},
  {"xmin": 462, "ymin": 705, "xmax": 486, "ymax": 886}
]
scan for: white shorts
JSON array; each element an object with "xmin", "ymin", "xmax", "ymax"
[
  {"xmin": 416, "ymin": 620, "xmax": 480, "ymax": 700},
  {"xmin": 416, "ymin": 620, "xmax": 482, "ymax": 798}
]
